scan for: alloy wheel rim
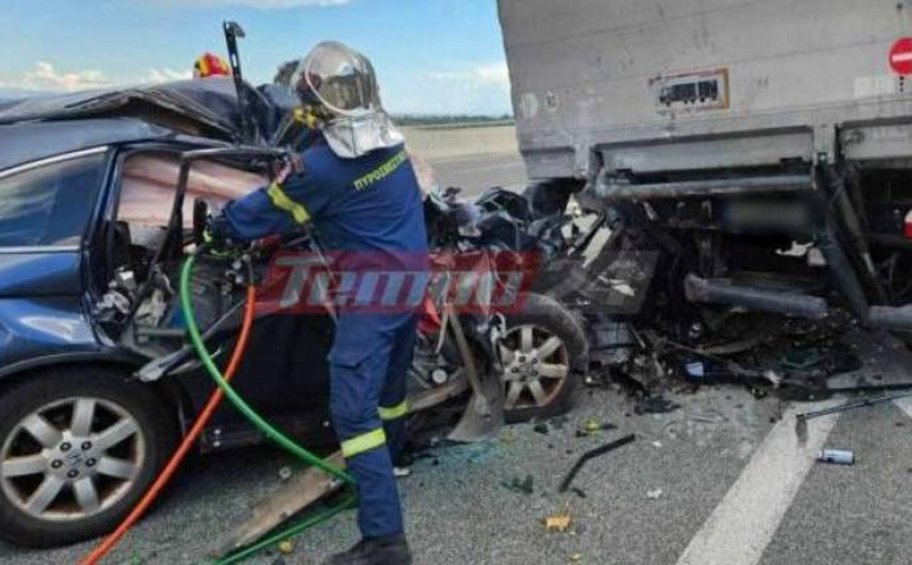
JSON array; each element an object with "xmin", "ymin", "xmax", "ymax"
[
  {"xmin": 499, "ymin": 324, "xmax": 570, "ymax": 410},
  {"xmin": 0, "ymin": 396, "xmax": 145, "ymax": 522}
]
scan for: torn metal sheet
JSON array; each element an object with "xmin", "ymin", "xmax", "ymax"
[{"xmin": 446, "ymin": 305, "xmax": 506, "ymax": 442}]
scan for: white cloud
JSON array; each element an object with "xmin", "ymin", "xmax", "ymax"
[
  {"xmin": 13, "ymin": 61, "xmax": 111, "ymax": 92},
  {"xmin": 404, "ymin": 62, "xmax": 512, "ymax": 115},
  {"xmin": 0, "ymin": 62, "xmax": 199, "ymax": 94},
  {"xmin": 147, "ymin": 67, "xmax": 193, "ymax": 84},
  {"xmin": 384, "ymin": 62, "xmax": 512, "ymax": 116},
  {"xmin": 427, "ymin": 62, "xmax": 510, "ymax": 91}
]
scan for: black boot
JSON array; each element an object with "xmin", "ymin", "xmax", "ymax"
[{"xmin": 323, "ymin": 534, "xmax": 412, "ymax": 565}]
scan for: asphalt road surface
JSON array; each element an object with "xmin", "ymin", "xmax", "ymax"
[
  {"xmin": 3, "ymin": 330, "xmax": 912, "ymax": 565},
  {"xmin": 428, "ymin": 153, "xmax": 528, "ymax": 197}
]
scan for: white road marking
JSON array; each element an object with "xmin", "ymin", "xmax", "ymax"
[
  {"xmin": 893, "ymin": 396, "xmax": 912, "ymax": 420},
  {"xmin": 676, "ymin": 399, "xmax": 842, "ymax": 565}
]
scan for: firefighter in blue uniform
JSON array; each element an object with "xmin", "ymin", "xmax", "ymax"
[{"xmin": 210, "ymin": 41, "xmax": 424, "ymax": 565}]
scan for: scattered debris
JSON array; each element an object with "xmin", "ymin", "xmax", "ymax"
[
  {"xmin": 569, "ymin": 553, "xmax": 583, "ymax": 562},
  {"xmin": 818, "ymin": 449, "xmax": 855, "ymax": 465},
  {"xmin": 634, "ymin": 395, "xmax": 681, "ymax": 415},
  {"xmin": 651, "ymin": 440, "xmax": 663, "ymax": 448},
  {"xmin": 500, "ymin": 429, "xmax": 517, "ymax": 443},
  {"xmin": 682, "ymin": 360, "xmax": 712, "ymax": 382},
  {"xmin": 570, "ymin": 487, "xmax": 587, "ymax": 499},
  {"xmin": 277, "ymin": 540, "xmax": 295, "ymax": 555},
  {"xmin": 534, "ymin": 422, "xmax": 550, "ymax": 435},
  {"xmin": 550, "ymin": 415, "xmax": 571, "ymax": 430},
  {"xmin": 795, "ymin": 416, "xmax": 809, "ymax": 445},
  {"xmin": 559, "ymin": 434, "xmax": 636, "ymax": 493},
  {"xmin": 501, "ymin": 474, "xmax": 535, "ymax": 495},
  {"xmin": 544, "ymin": 508, "xmax": 572, "ymax": 533},
  {"xmin": 464, "ymin": 441, "xmax": 500, "ymax": 465},
  {"xmin": 646, "ymin": 488, "xmax": 664, "ymax": 500},
  {"xmin": 584, "ymin": 419, "xmax": 603, "ymax": 433},
  {"xmin": 796, "ymin": 387, "xmax": 912, "ymax": 443},
  {"xmin": 393, "ymin": 466, "xmax": 412, "ymax": 478},
  {"xmin": 277, "ymin": 467, "xmax": 293, "ymax": 482},
  {"xmin": 576, "ymin": 418, "xmax": 616, "ymax": 437},
  {"xmin": 690, "ymin": 411, "xmax": 725, "ymax": 424},
  {"xmin": 781, "ymin": 348, "xmax": 822, "ymax": 371}
]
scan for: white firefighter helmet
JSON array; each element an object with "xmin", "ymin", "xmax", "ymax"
[{"xmin": 290, "ymin": 41, "xmax": 404, "ymax": 158}]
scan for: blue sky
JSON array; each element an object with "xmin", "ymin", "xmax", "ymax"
[{"xmin": 0, "ymin": 0, "xmax": 512, "ymax": 115}]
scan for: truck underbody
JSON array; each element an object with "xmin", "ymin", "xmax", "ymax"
[{"xmin": 499, "ymin": 0, "xmax": 912, "ymax": 343}]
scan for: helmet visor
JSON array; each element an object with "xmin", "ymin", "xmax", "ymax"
[{"xmin": 293, "ymin": 42, "xmax": 381, "ymax": 116}]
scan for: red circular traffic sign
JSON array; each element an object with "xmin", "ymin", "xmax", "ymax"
[{"xmin": 890, "ymin": 37, "xmax": 912, "ymax": 75}]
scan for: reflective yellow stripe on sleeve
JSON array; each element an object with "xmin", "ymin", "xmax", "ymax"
[
  {"xmin": 378, "ymin": 400, "xmax": 408, "ymax": 421},
  {"xmin": 340, "ymin": 428, "xmax": 386, "ymax": 458},
  {"xmin": 266, "ymin": 182, "xmax": 311, "ymax": 224}
]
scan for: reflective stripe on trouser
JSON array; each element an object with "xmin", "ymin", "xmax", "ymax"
[
  {"xmin": 329, "ymin": 313, "xmax": 417, "ymax": 538},
  {"xmin": 380, "ymin": 316, "xmax": 417, "ymax": 464},
  {"xmin": 378, "ymin": 400, "xmax": 408, "ymax": 421},
  {"xmin": 341, "ymin": 428, "xmax": 386, "ymax": 458}
]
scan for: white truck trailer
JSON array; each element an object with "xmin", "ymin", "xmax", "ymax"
[{"xmin": 499, "ymin": 0, "xmax": 912, "ymax": 330}]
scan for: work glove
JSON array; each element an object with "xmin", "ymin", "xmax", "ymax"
[{"xmin": 202, "ymin": 214, "xmax": 241, "ymax": 258}]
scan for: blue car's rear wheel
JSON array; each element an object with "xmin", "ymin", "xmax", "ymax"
[{"xmin": 0, "ymin": 366, "xmax": 176, "ymax": 548}]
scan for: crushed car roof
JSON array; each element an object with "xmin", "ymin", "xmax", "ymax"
[
  {"xmin": 0, "ymin": 78, "xmax": 294, "ymax": 147},
  {"xmin": 0, "ymin": 118, "xmax": 175, "ymax": 172},
  {"xmin": 0, "ymin": 79, "xmax": 301, "ymax": 171},
  {"xmin": 0, "ymin": 79, "xmax": 241, "ymax": 137}
]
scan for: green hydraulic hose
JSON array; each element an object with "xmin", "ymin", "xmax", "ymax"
[
  {"xmin": 217, "ymin": 493, "xmax": 356, "ymax": 565},
  {"xmin": 179, "ymin": 251, "xmax": 357, "ymax": 563}
]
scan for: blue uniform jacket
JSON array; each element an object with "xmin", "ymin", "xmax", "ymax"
[
  {"xmin": 220, "ymin": 138, "xmax": 428, "ymax": 269},
  {"xmin": 217, "ymin": 138, "xmax": 429, "ymax": 367}
]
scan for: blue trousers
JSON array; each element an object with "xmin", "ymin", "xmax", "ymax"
[{"xmin": 329, "ymin": 313, "xmax": 417, "ymax": 538}]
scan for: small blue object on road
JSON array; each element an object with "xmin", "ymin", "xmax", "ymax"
[{"xmin": 817, "ymin": 449, "xmax": 855, "ymax": 465}]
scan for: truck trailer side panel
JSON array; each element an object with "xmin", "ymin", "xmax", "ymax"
[{"xmin": 498, "ymin": 0, "xmax": 912, "ymax": 179}]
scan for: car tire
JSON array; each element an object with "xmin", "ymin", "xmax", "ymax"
[
  {"xmin": 498, "ymin": 293, "xmax": 588, "ymax": 423},
  {"xmin": 0, "ymin": 366, "xmax": 176, "ymax": 548}
]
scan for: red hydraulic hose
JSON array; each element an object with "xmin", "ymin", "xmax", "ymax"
[{"xmin": 80, "ymin": 284, "xmax": 257, "ymax": 565}]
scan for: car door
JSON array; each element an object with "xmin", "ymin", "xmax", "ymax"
[
  {"xmin": 105, "ymin": 145, "xmax": 335, "ymax": 449},
  {"xmin": 0, "ymin": 147, "xmax": 116, "ymax": 378}
]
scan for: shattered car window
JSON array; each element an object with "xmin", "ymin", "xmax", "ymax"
[{"xmin": 0, "ymin": 153, "xmax": 105, "ymax": 247}]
